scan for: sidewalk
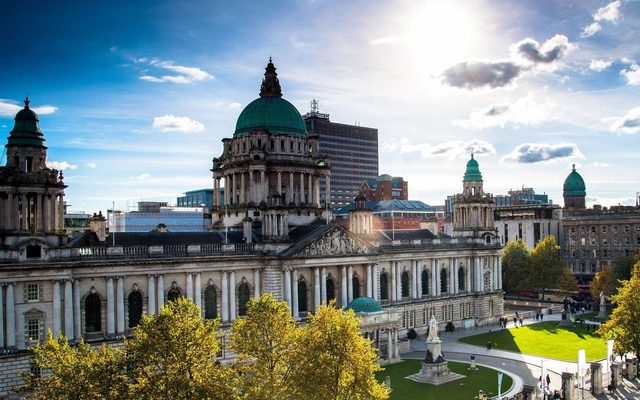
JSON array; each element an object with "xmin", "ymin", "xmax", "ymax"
[{"xmin": 403, "ymin": 313, "xmax": 640, "ymax": 399}]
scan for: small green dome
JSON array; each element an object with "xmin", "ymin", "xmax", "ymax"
[
  {"xmin": 463, "ymin": 154, "xmax": 482, "ymax": 181},
  {"xmin": 7, "ymin": 98, "xmax": 45, "ymax": 148},
  {"xmin": 345, "ymin": 297, "xmax": 383, "ymax": 313},
  {"xmin": 563, "ymin": 164, "xmax": 586, "ymax": 197},
  {"xmin": 234, "ymin": 59, "xmax": 306, "ymax": 137},
  {"xmin": 234, "ymin": 97, "xmax": 306, "ymax": 137}
]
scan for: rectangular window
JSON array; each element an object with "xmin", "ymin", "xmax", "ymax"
[
  {"xmin": 602, "ymin": 226, "xmax": 607, "ymax": 233},
  {"xmin": 603, "ymin": 238, "xmax": 608, "ymax": 245},
  {"xmin": 26, "ymin": 283, "xmax": 39, "ymax": 301},
  {"xmin": 26, "ymin": 319, "xmax": 40, "ymax": 343},
  {"xmin": 624, "ymin": 225, "xmax": 630, "ymax": 233},
  {"xmin": 591, "ymin": 226, "xmax": 596, "ymax": 233},
  {"xmin": 604, "ymin": 249, "xmax": 609, "ymax": 257}
]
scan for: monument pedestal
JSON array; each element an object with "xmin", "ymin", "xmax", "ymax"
[{"xmin": 406, "ymin": 337, "xmax": 465, "ymax": 385}]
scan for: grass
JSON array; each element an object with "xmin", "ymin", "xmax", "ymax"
[
  {"xmin": 459, "ymin": 321, "xmax": 607, "ymax": 362},
  {"xmin": 375, "ymin": 360, "xmax": 512, "ymax": 400}
]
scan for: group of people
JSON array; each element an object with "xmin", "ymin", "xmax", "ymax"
[
  {"xmin": 498, "ymin": 312, "xmax": 525, "ymax": 329},
  {"xmin": 534, "ymin": 311, "xmax": 545, "ymax": 321}
]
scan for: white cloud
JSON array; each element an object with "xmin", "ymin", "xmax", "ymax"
[
  {"xmin": 581, "ymin": 1, "xmax": 621, "ymax": 38},
  {"xmin": 47, "ymin": 161, "xmax": 77, "ymax": 171},
  {"xmin": 609, "ymin": 106, "xmax": 640, "ymax": 134},
  {"xmin": 454, "ymin": 92, "xmax": 556, "ymax": 130},
  {"xmin": 152, "ymin": 114, "xmax": 205, "ymax": 134},
  {"xmin": 511, "ymin": 35, "xmax": 576, "ymax": 69},
  {"xmin": 383, "ymin": 138, "xmax": 495, "ymax": 160},
  {"xmin": 589, "ymin": 59, "xmax": 614, "ymax": 72},
  {"xmin": 588, "ymin": 162, "xmax": 610, "ymax": 168},
  {"xmin": 228, "ymin": 102, "xmax": 242, "ymax": 109},
  {"xmin": 501, "ymin": 143, "xmax": 584, "ymax": 164},
  {"xmin": 86, "ymin": 162, "xmax": 97, "ymax": 168},
  {"xmin": 0, "ymin": 100, "xmax": 58, "ymax": 117},
  {"xmin": 620, "ymin": 63, "xmax": 640, "ymax": 85},
  {"xmin": 137, "ymin": 173, "xmax": 150, "ymax": 181},
  {"xmin": 140, "ymin": 59, "xmax": 213, "ymax": 84}
]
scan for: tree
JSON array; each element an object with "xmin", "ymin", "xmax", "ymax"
[
  {"xmin": 19, "ymin": 333, "xmax": 128, "ymax": 400},
  {"xmin": 528, "ymin": 236, "xmax": 564, "ymax": 297},
  {"xmin": 229, "ymin": 293, "xmax": 299, "ymax": 400},
  {"xmin": 501, "ymin": 239, "xmax": 531, "ymax": 293},
  {"xmin": 613, "ymin": 252, "xmax": 640, "ymax": 282},
  {"xmin": 126, "ymin": 297, "xmax": 234, "ymax": 400},
  {"xmin": 557, "ymin": 267, "xmax": 578, "ymax": 297},
  {"xmin": 589, "ymin": 264, "xmax": 617, "ymax": 301},
  {"xmin": 599, "ymin": 261, "xmax": 640, "ymax": 357},
  {"xmin": 292, "ymin": 301, "xmax": 389, "ymax": 400}
]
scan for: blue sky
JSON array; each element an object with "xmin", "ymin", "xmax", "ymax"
[{"xmin": 1, "ymin": 0, "xmax": 639, "ymax": 213}]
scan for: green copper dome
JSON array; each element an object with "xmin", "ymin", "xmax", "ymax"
[
  {"xmin": 345, "ymin": 297, "xmax": 383, "ymax": 313},
  {"xmin": 463, "ymin": 154, "xmax": 482, "ymax": 181},
  {"xmin": 563, "ymin": 164, "xmax": 586, "ymax": 196},
  {"xmin": 234, "ymin": 60, "xmax": 306, "ymax": 137},
  {"xmin": 7, "ymin": 98, "xmax": 46, "ymax": 148}
]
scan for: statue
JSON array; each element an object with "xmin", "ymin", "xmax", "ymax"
[
  {"xmin": 427, "ymin": 315, "xmax": 439, "ymax": 341},
  {"xmin": 599, "ymin": 291, "xmax": 605, "ymax": 306}
]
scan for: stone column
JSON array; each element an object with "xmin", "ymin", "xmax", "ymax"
[
  {"xmin": 229, "ymin": 271, "xmax": 237, "ymax": 321},
  {"xmin": 116, "ymin": 277, "xmax": 124, "ymax": 334},
  {"xmin": 372, "ymin": 264, "xmax": 379, "ymax": 301},
  {"xmin": 53, "ymin": 280, "xmax": 62, "ymax": 337},
  {"xmin": 396, "ymin": 263, "xmax": 402, "ymax": 300},
  {"xmin": 591, "ymin": 362, "xmax": 604, "ymax": 395},
  {"xmin": 64, "ymin": 280, "xmax": 74, "ymax": 338},
  {"xmin": 73, "ymin": 280, "xmax": 81, "ymax": 340},
  {"xmin": 147, "ymin": 275, "xmax": 156, "ymax": 315},
  {"xmin": 288, "ymin": 172, "xmax": 294, "ymax": 204},
  {"xmin": 611, "ymin": 362, "xmax": 622, "ymax": 388},
  {"xmin": 6, "ymin": 284, "xmax": 15, "ymax": 347},
  {"xmin": 299, "ymin": 172, "xmax": 305, "ymax": 204},
  {"xmin": 341, "ymin": 266, "xmax": 348, "ymax": 306},
  {"xmin": 435, "ymin": 261, "xmax": 441, "ymax": 296},
  {"xmin": 387, "ymin": 329, "xmax": 392, "ymax": 362},
  {"xmin": 0, "ymin": 285, "xmax": 4, "ymax": 347},
  {"xmin": 284, "ymin": 268, "xmax": 292, "ymax": 309},
  {"xmin": 314, "ymin": 267, "xmax": 321, "ymax": 310},
  {"xmin": 248, "ymin": 171, "xmax": 254, "ymax": 204},
  {"xmin": 253, "ymin": 269, "xmax": 260, "ymax": 298},
  {"xmin": 366, "ymin": 264, "xmax": 373, "ymax": 298},
  {"xmin": 195, "ymin": 273, "xmax": 202, "ymax": 310},
  {"xmin": 157, "ymin": 275, "xmax": 164, "ymax": 311},
  {"xmin": 450, "ymin": 258, "xmax": 456, "ymax": 294},
  {"xmin": 277, "ymin": 172, "xmax": 282, "ymax": 196},
  {"xmin": 431, "ymin": 259, "xmax": 437, "ymax": 296},
  {"xmin": 347, "ymin": 265, "xmax": 353, "ymax": 302},
  {"xmin": 186, "ymin": 273, "xmax": 194, "ymax": 300},
  {"xmin": 214, "ymin": 177, "xmax": 220, "ymax": 207},
  {"xmin": 222, "ymin": 271, "xmax": 229, "ymax": 322},
  {"xmin": 292, "ymin": 269, "xmax": 299, "ymax": 318},
  {"xmin": 314, "ymin": 176, "xmax": 320, "ymax": 207},
  {"xmin": 497, "ymin": 255, "xmax": 503, "ymax": 290},
  {"xmin": 390, "ymin": 262, "xmax": 397, "ymax": 301},
  {"xmin": 58, "ymin": 193, "xmax": 65, "ymax": 232},
  {"xmin": 106, "ymin": 277, "xmax": 115, "ymax": 335},
  {"xmin": 321, "ymin": 267, "xmax": 327, "ymax": 303},
  {"xmin": 394, "ymin": 329, "xmax": 399, "ymax": 359},
  {"xmin": 325, "ymin": 176, "xmax": 331, "ymax": 209},
  {"xmin": 260, "ymin": 170, "xmax": 266, "ymax": 203},
  {"xmin": 466, "ymin": 258, "xmax": 472, "ymax": 293},
  {"xmin": 240, "ymin": 172, "xmax": 245, "ymax": 204},
  {"xmin": 561, "ymin": 371, "xmax": 576, "ymax": 400},
  {"xmin": 308, "ymin": 174, "xmax": 313, "ymax": 205},
  {"xmin": 230, "ymin": 173, "xmax": 236, "ymax": 205}
]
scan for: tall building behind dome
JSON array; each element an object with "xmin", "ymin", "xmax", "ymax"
[
  {"xmin": 303, "ymin": 100, "xmax": 378, "ymax": 207},
  {"xmin": 563, "ymin": 164, "xmax": 586, "ymax": 209}
]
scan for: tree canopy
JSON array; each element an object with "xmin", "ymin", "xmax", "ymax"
[
  {"xmin": 599, "ymin": 261, "xmax": 640, "ymax": 357},
  {"xmin": 589, "ymin": 264, "xmax": 617, "ymax": 300},
  {"xmin": 501, "ymin": 239, "xmax": 531, "ymax": 293}
]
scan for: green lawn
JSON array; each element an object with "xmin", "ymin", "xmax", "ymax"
[
  {"xmin": 375, "ymin": 360, "xmax": 512, "ymax": 400},
  {"xmin": 459, "ymin": 321, "xmax": 606, "ymax": 362}
]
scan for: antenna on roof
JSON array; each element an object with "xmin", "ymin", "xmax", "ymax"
[{"xmin": 310, "ymin": 99, "xmax": 319, "ymax": 113}]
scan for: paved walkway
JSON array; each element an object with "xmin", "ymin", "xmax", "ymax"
[{"xmin": 402, "ymin": 314, "xmax": 640, "ymax": 399}]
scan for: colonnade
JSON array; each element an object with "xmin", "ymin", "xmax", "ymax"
[{"xmin": 0, "ymin": 191, "xmax": 64, "ymax": 232}]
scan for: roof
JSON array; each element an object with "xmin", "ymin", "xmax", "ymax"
[
  {"xmin": 68, "ymin": 231, "xmax": 260, "ymax": 248},
  {"xmin": 563, "ymin": 164, "xmax": 586, "ymax": 197},
  {"xmin": 463, "ymin": 154, "xmax": 482, "ymax": 181},
  {"xmin": 345, "ymin": 297, "xmax": 383, "ymax": 313},
  {"xmin": 379, "ymin": 229, "xmax": 438, "ymax": 241},
  {"xmin": 7, "ymin": 98, "xmax": 46, "ymax": 148},
  {"xmin": 334, "ymin": 200, "xmax": 436, "ymax": 215}
]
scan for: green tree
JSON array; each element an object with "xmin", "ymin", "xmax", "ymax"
[
  {"xmin": 599, "ymin": 261, "xmax": 640, "ymax": 357},
  {"xmin": 229, "ymin": 293, "xmax": 299, "ymax": 400},
  {"xmin": 557, "ymin": 267, "xmax": 578, "ymax": 297},
  {"xmin": 529, "ymin": 235, "xmax": 564, "ymax": 298},
  {"xmin": 613, "ymin": 252, "xmax": 640, "ymax": 282},
  {"xmin": 19, "ymin": 333, "xmax": 128, "ymax": 400},
  {"xmin": 126, "ymin": 297, "xmax": 234, "ymax": 400},
  {"xmin": 293, "ymin": 301, "xmax": 389, "ymax": 400},
  {"xmin": 501, "ymin": 239, "xmax": 531, "ymax": 293},
  {"xmin": 589, "ymin": 264, "xmax": 617, "ymax": 300}
]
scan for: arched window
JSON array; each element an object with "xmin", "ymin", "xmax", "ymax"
[
  {"xmin": 238, "ymin": 282, "xmax": 250, "ymax": 316},
  {"xmin": 326, "ymin": 277, "xmax": 335, "ymax": 302},
  {"xmin": 401, "ymin": 271, "xmax": 409, "ymax": 298},
  {"xmin": 440, "ymin": 269, "xmax": 448, "ymax": 294},
  {"xmin": 204, "ymin": 286, "xmax": 217, "ymax": 319},
  {"xmin": 458, "ymin": 267, "xmax": 465, "ymax": 291},
  {"xmin": 421, "ymin": 270, "xmax": 429, "ymax": 296},
  {"xmin": 128, "ymin": 291, "xmax": 143, "ymax": 328},
  {"xmin": 484, "ymin": 271, "xmax": 492, "ymax": 291},
  {"xmin": 298, "ymin": 280, "xmax": 308, "ymax": 313},
  {"xmin": 352, "ymin": 275, "xmax": 360, "ymax": 299},
  {"xmin": 167, "ymin": 288, "xmax": 181, "ymax": 302},
  {"xmin": 85, "ymin": 293, "xmax": 101, "ymax": 333},
  {"xmin": 380, "ymin": 273, "xmax": 389, "ymax": 300}
]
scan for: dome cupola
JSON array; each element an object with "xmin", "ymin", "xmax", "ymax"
[
  {"xmin": 7, "ymin": 98, "xmax": 46, "ymax": 148},
  {"xmin": 463, "ymin": 153, "xmax": 482, "ymax": 181},
  {"xmin": 563, "ymin": 164, "xmax": 586, "ymax": 197}
]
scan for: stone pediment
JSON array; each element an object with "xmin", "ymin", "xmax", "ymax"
[{"xmin": 288, "ymin": 226, "xmax": 376, "ymax": 258}]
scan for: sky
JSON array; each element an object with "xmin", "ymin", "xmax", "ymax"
[{"xmin": 1, "ymin": 0, "xmax": 639, "ymax": 213}]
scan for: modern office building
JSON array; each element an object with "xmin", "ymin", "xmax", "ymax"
[
  {"xmin": 360, "ymin": 174, "xmax": 408, "ymax": 201},
  {"xmin": 177, "ymin": 188, "xmax": 216, "ymax": 209},
  {"xmin": 303, "ymin": 100, "xmax": 378, "ymax": 207},
  {"xmin": 334, "ymin": 199, "xmax": 441, "ymax": 231},
  {"xmin": 495, "ymin": 204, "xmax": 563, "ymax": 248},
  {"xmin": 109, "ymin": 202, "xmax": 210, "ymax": 232}
]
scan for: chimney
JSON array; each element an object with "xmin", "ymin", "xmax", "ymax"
[{"xmin": 90, "ymin": 211, "xmax": 107, "ymax": 242}]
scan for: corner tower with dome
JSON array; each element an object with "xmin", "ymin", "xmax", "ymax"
[
  {"xmin": 563, "ymin": 164, "xmax": 586, "ymax": 210},
  {"xmin": 212, "ymin": 59, "xmax": 331, "ymax": 242},
  {"xmin": 0, "ymin": 99, "xmax": 66, "ymax": 259}
]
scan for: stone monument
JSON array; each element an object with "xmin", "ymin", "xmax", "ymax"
[
  {"xmin": 406, "ymin": 316, "xmax": 465, "ymax": 385},
  {"xmin": 598, "ymin": 291, "xmax": 607, "ymax": 319}
]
